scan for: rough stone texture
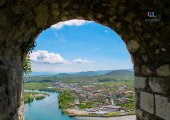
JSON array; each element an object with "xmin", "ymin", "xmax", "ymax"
[
  {"xmin": 18, "ymin": 100, "xmax": 24, "ymax": 120},
  {"xmin": 127, "ymin": 40, "xmax": 140, "ymax": 53},
  {"xmin": 135, "ymin": 89, "xmax": 140, "ymax": 108},
  {"xmin": 149, "ymin": 77, "xmax": 170, "ymax": 95},
  {"xmin": 155, "ymin": 95, "xmax": 170, "ymax": 120},
  {"xmin": 140, "ymin": 92, "xmax": 154, "ymax": 114},
  {"xmin": 136, "ymin": 108, "xmax": 143, "ymax": 119},
  {"xmin": 34, "ymin": 4, "xmax": 49, "ymax": 29},
  {"xmin": 136, "ymin": 111, "xmax": 164, "ymax": 120},
  {"xmin": 156, "ymin": 64, "xmax": 170, "ymax": 76},
  {"xmin": 0, "ymin": 56, "xmax": 24, "ymax": 120},
  {"xmin": 134, "ymin": 77, "xmax": 147, "ymax": 89},
  {"xmin": 142, "ymin": 65, "xmax": 153, "ymax": 76},
  {"xmin": 0, "ymin": 0, "xmax": 169, "ymax": 120}
]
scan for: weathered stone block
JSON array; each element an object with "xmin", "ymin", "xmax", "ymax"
[
  {"xmin": 134, "ymin": 66, "xmax": 140, "ymax": 75},
  {"xmin": 135, "ymin": 89, "xmax": 140, "ymax": 108},
  {"xmin": 140, "ymin": 91, "xmax": 154, "ymax": 114},
  {"xmin": 156, "ymin": 64, "xmax": 170, "ymax": 76},
  {"xmin": 72, "ymin": 4, "xmax": 79, "ymax": 9},
  {"xmin": 149, "ymin": 80, "xmax": 162, "ymax": 93},
  {"xmin": 34, "ymin": 4, "xmax": 49, "ymax": 28},
  {"xmin": 0, "ymin": 0, "xmax": 6, "ymax": 6},
  {"xmin": 136, "ymin": 108, "xmax": 143, "ymax": 119},
  {"xmin": 61, "ymin": 1, "xmax": 70, "ymax": 8},
  {"xmin": 155, "ymin": 95, "xmax": 170, "ymax": 120},
  {"xmin": 142, "ymin": 65, "xmax": 152, "ymax": 76},
  {"xmin": 134, "ymin": 77, "xmax": 147, "ymax": 89},
  {"xmin": 50, "ymin": 3, "xmax": 60, "ymax": 22},
  {"xmin": 127, "ymin": 40, "xmax": 140, "ymax": 53},
  {"xmin": 149, "ymin": 77, "xmax": 170, "ymax": 95}
]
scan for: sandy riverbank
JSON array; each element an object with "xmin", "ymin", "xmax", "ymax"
[
  {"xmin": 65, "ymin": 109, "xmax": 89, "ymax": 116},
  {"xmin": 75, "ymin": 115, "xmax": 135, "ymax": 120}
]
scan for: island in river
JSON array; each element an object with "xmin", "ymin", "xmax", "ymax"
[
  {"xmin": 24, "ymin": 90, "xmax": 76, "ymax": 120},
  {"xmin": 24, "ymin": 90, "xmax": 135, "ymax": 120},
  {"xmin": 24, "ymin": 69, "xmax": 135, "ymax": 118},
  {"xmin": 24, "ymin": 91, "xmax": 49, "ymax": 103}
]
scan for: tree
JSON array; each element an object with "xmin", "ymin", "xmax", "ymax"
[{"xmin": 24, "ymin": 54, "xmax": 32, "ymax": 75}]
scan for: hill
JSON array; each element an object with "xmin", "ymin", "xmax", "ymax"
[
  {"xmin": 105, "ymin": 70, "xmax": 133, "ymax": 76},
  {"xmin": 54, "ymin": 70, "xmax": 112, "ymax": 78},
  {"xmin": 24, "ymin": 69, "xmax": 134, "ymax": 83}
]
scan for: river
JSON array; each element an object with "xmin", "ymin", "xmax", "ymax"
[
  {"xmin": 24, "ymin": 90, "xmax": 135, "ymax": 120},
  {"xmin": 24, "ymin": 90, "xmax": 76, "ymax": 120}
]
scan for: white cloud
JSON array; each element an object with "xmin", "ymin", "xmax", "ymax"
[
  {"xmin": 104, "ymin": 30, "xmax": 109, "ymax": 33},
  {"xmin": 30, "ymin": 50, "xmax": 66, "ymax": 64},
  {"xmin": 31, "ymin": 62, "xmax": 95, "ymax": 73},
  {"xmin": 51, "ymin": 19, "xmax": 92, "ymax": 30},
  {"xmin": 72, "ymin": 58, "xmax": 93, "ymax": 64}
]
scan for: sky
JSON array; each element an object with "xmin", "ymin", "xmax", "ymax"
[{"xmin": 30, "ymin": 19, "xmax": 133, "ymax": 73}]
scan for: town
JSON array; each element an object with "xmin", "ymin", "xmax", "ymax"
[
  {"xmin": 24, "ymin": 70, "xmax": 135, "ymax": 117},
  {"xmin": 55, "ymin": 81, "xmax": 135, "ymax": 117}
]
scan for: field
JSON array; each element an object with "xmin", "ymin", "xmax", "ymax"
[{"xmin": 24, "ymin": 70, "xmax": 135, "ymax": 116}]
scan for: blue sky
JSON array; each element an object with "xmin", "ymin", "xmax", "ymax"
[{"xmin": 30, "ymin": 20, "xmax": 132, "ymax": 73}]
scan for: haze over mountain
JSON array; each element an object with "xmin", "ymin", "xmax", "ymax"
[
  {"xmin": 55, "ymin": 70, "xmax": 113, "ymax": 77},
  {"xmin": 106, "ymin": 70, "xmax": 134, "ymax": 76},
  {"xmin": 25, "ymin": 69, "xmax": 134, "ymax": 83},
  {"xmin": 30, "ymin": 69, "xmax": 133, "ymax": 77}
]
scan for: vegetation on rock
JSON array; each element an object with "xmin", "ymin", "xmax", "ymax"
[{"xmin": 24, "ymin": 55, "xmax": 32, "ymax": 75}]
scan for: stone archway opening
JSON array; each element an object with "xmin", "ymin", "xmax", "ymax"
[
  {"xmin": 24, "ymin": 19, "xmax": 135, "ymax": 120},
  {"xmin": 29, "ymin": 19, "xmax": 134, "ymax": 73},
  {"xmin": 0, "ymin": 0, "xmax": 169, "ymax": 120}
]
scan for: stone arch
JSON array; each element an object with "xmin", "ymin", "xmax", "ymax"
[{"xmin": 0, "ymin": 0, "xmax": 169, "ymax": 120}]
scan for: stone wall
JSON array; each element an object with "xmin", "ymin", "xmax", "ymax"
[
  {"xmin": 0, "ymin": 0, "xmax": 169, "ymax": 120},
  {"xmin": 0, "ymin": 56, "xmax": 24, "ymax": 120}
]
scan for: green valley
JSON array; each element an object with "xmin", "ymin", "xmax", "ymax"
[{"xmin": 24, "ymin": 69, "xmax": 135, "ymax": 117}]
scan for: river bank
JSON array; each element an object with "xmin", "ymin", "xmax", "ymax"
[
  {"xmin": 25, "ymin": 90, "xmax": 135, "ymax": 120},
  {"xmin": 24, "ymin": 91, "xmax": 49, "ymax": 103},
  {"xmin": 58, "ymin": 91, "xmax": 135, "ymax": 118},
  {"xmin": 24, "ymin": 90, "xmax": 76, "ymax": 120},
  {"xmin": 64, "ymin": 108, "xmax": 135, "ymax": 117},
  {"xmin": 75, "ymin": 115, "xmax": 135, "ymax": 120}
]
